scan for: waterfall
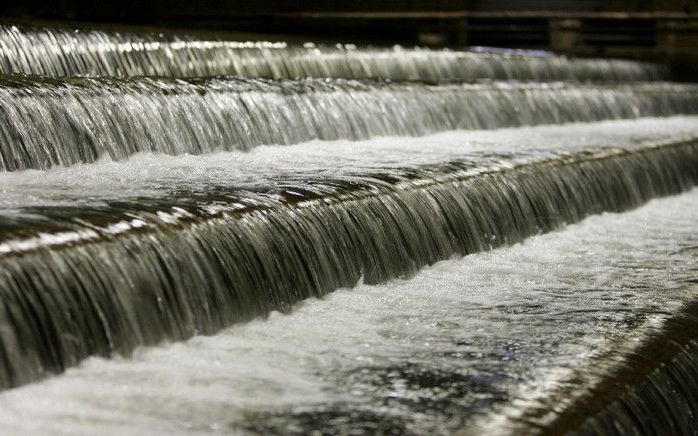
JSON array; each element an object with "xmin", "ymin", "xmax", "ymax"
[
  {"xmin": 573, "ymin": 339, "xmax": 698, "ymax": 435},
  {"xmin": 0, "ymin": 25, "xmax": 668, "ymax": 81},
  {"xmin": 0, "ymin": 21, "xmax": 697, "ymax": 435},
  {"xmin": 0, "ymin": 138, "xmax": 696, "ymax": 389},
  {"xmin": 530, "ymin": 300, "xmax": 698, "ymax": 435},
  {"xmin": 1, "ymin": 77, "xmax": 697, "ymax": 171}
]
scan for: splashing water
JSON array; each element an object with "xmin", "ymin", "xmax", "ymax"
[
  {"xmin": 1, "ymin": 77, "xmax": 697, "ymax": 171},
  {"xmin": 0, "ymin": 22, "xmax": 697, "ymax": 435},
  {"xmin": 0, "ymin": 186, "xmax": 695, "ymax": 435},
  {"xmin": 0, "ymin": 122, "xmax": 696, "ymax": 390},
  {"xmin": 0, "ymin": 25, "xmax": 668, "ymax": 81}
]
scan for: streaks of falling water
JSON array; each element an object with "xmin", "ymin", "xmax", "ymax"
[
  {"xmin": 0, "ymin": 25, "xmax": 669, "ymax": 81},
  {"xmin": 513, "ymin": 296, "xmax": 698, "ymax": 436},
  {"xmin": 0, "ymin": 182, "xmax": 696, "ymax": 436},
  {"xmin": 1, "ymin": 77, "xmax": 698, "ymax": 171},
  {"xmin": 571, "ymin": 339, "xmax": 698, "ymax": 436},
  {"xmin": 0, "ymin": 139, "xmax": 696, "ymax": 390},
  {"xmin": 0, "ymin": 117, "xmax": 696, "ymax": 215},
  {"xmin": 0, "ymin": 21, "xmax": 696, "ymax": 435}
]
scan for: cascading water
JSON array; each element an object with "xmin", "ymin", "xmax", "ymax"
[
  {"xmin": 0, "ymin": 23, "xmax": 697, "ymax": 435},
  {"xmin": 0, "ymin": 185, "xmax": 696, "ymax": 435},
  {"xmin": 1, "ymin": 123, "xmax": 697, "ymax": 392},
  {"xmin": 0, "ymin": 25, "xmax": 668, "ymax": 81},
  {"xmin": 573, "ymin": 340, "xmax": 698, "ymax": 436},
  {"xmin": 1, "ymin": 77, "xmax": 697, "ymax": 171}
]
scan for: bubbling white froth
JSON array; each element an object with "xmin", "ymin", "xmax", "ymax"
[
  {"xmin": 0, "ymin": 188, "xmax": 695, "ymax": 435},
  {"xmin": 0, "ymin": 116, "xmax": 696, "ymax": 212}
]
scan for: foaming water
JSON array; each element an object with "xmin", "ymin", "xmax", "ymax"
[
  {"xmin": 0, "ymin": 188, "xmax": 695, "ymax": 435},
  {"xmin": 0, "ymin": 126, "xmax": 695, "ymax": 390},
  {"xmin": 0, "ymin": 25, "xmax": 668, "ymax": 81},
  {"xmin": 0, "ymin": 117, "xmax": 695, "ymax": 211},
  {"xmin": 1, "ymin": 77, "xmax": 697, "ymax": 171},
  {"xmin": 0, "ymin": 19, "xmax": 695, "ymax": 435}
]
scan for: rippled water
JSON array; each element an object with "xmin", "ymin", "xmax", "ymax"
[{"xmin": 0, "ymin": 186, "xmax": 695, "ymax": 435}]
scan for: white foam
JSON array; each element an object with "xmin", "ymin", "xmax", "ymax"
[
  {"xmin": 0, "ymin": 116, "xmax": 696, "ymax": 212},
  {"xmin": 0, "ymin": 188, "xmax": 696, "ymax": 435}
]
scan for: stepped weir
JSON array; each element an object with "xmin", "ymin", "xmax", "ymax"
[{"xmin": 0, "ymin": 23, "xmax": 697, "ymax": 435}]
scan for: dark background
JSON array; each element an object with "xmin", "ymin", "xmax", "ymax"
[{"xmin": 2, "ymin": 1, "xmax": 698, "ymax": 77}]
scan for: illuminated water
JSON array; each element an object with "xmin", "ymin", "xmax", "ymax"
[
  {"xmin": 0, "ymin": 23, "xmax": 697, "ymax": 435},
  {"xmin": 1, "ymin": 117, "xmax": 696, "ymax": 211},
  {"xmin": 0, "ymin": 186, "xmax": 695, "ymax": 435},
  {"xmin": 0, "ymin": 118, "xmax": 696, "ymax": 394},
  {"xmin": 0, "ymin": 25, "xmax": 667, "ymax": 81},
  {"xmin": 2, "ymin": 77, "xmax": 696, "ymax": 171}
]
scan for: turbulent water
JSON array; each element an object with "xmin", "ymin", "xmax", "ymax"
[
  {"xmin": 572, "ymin": 339, "xmax": 698, "ymax": 435},
  {"xmin": 0, "ymin": 187, "xmax": 695, "ymax": 435},
  {"xmin": 0, "ymin": 25, "xmax": 668, "ymax": 81},
  {"xmin": 1, "ymin": 22, "xmax": 698, "ymax": 435},
  {"xmin": 0, "ymin": 118, "xmax": 697, "ymax": 392},
  {"xmin": 1, "ymin": 77, "xmax": 697, "ymax": 171},
  {"xmin": 1, "ymin": 117, "xmax": 695, "ymax": 212}
]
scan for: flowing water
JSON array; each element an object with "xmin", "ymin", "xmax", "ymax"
[
  {"xmin": 0, "ymin": 186, "xmax": 696, "ymax": 435},
  {"xmin": 0, "ymin": 118, "xmax": 697, "ymax": 393},
  {"xmin": 0, "ymin": 25, "xmax": 668, "ymax": 81},
  {"xmin": 2, "ymin": 77, "xmax": 697, "ymax": 171},
  {"xmin": 0, "ymin": 23, "xmax": 698, "ymax": 435},
  {"xmin": 571, "ymin": 338, "xmax": 698, "ymax": 435}
]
